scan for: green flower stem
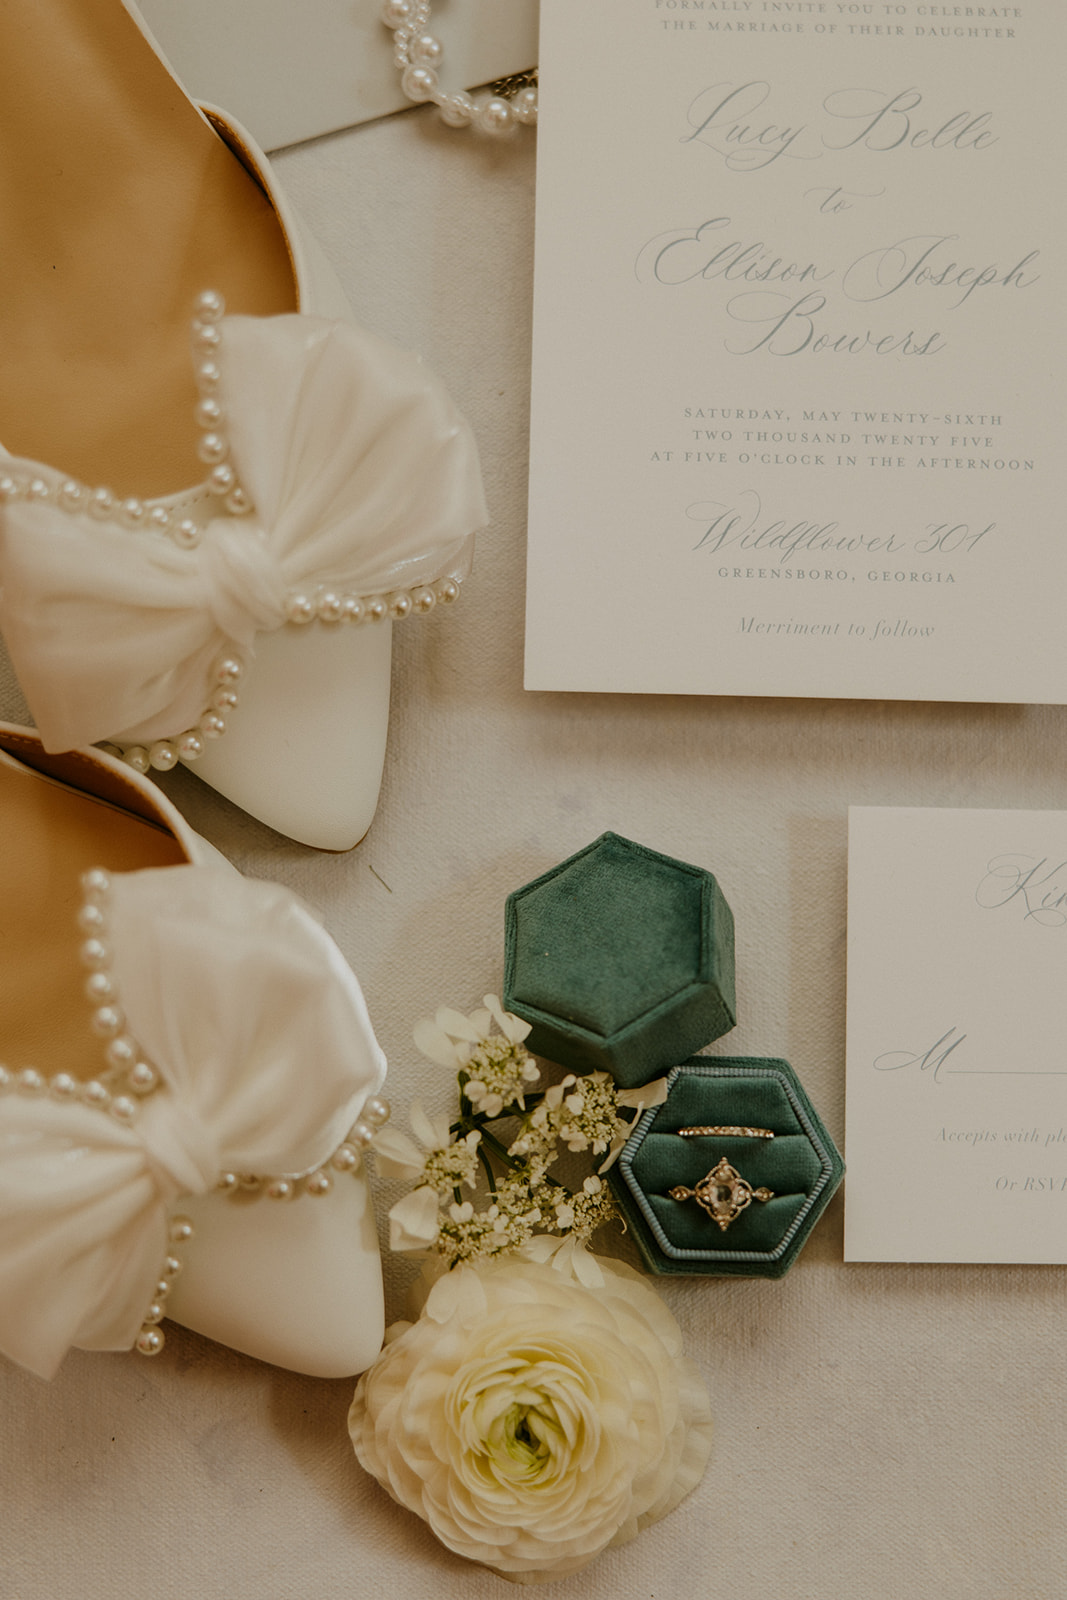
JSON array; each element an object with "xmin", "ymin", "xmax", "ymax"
[
  {"xmin": 476, "ymin": 1145, "xmax": 499, "ymax": 1194},
  {"xmin": 449, "ymin": 1106, "xmax": 567, "ymax": 1192},
  {"xmin": 474, "ymin": 1125, "xmax": 522, "ymax": 1171}
]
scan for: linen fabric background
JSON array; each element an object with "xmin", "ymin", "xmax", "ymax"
[{"xmin": 0, "ymin": 106, "xmax": 1061, "ymax": 1600}]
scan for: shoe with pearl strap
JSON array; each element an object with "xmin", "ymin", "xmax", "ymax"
[
  {"xmin": 0, "ymin": 723, "xmax": 390, "ymax": 1379},
  {"xmin": 0, "ymin": 0, "xmax": 486, "ymax": 850}
]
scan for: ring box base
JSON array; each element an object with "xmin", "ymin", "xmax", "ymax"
[{"xmin": 609, "ymin": 1057, "xmax": 844, "ymax": 1278}]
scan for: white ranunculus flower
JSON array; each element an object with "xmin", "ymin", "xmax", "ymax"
[{"xmin": 348, "ymin": 1252, "xmax": 712, "ymax": 1583}]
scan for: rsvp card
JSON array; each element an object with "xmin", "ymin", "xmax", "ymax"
[
  {"xmin": 526, "ymin": 1, "xmax": 1066, "ymax": 702},
  {"xmin": 845, "ymin": 808, "xmax": 1067, "ymax": 1263}
]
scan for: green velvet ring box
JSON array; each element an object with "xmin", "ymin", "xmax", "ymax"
[
  {"xmin": 609, "ymin": 1058, "xmax": 844, "ymax": 1277},
  {"xmin": 503, "ymin": 832, "xmax": 736, "ymax": 1090}
]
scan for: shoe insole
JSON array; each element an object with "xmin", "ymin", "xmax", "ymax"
[
  {"xmin": 0, "ymin": 746, "xmax": 186, "ymax": 1082},
  {"xmin": 0, "ymin": 0, "xmax": 297, "ymax": 497}
]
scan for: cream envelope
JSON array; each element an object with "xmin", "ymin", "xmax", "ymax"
[{"xmin": 138, "ymin": 0, "xmax": 539, "ymax": 150}]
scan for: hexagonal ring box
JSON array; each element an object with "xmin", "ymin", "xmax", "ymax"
[
  {"xmin": 504, "ymin": 831, "xmax": 736, "ymax": 1089},
  {"xmin": 610, "ymin": 1057, "xmax": 844, "ymax": 1278}
]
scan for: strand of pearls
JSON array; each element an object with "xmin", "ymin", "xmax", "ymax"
[
  {"xmin": 381, "ymin": 0, "xmax": 538, "ymax": 135},
  {"xmin": 79, "ymin": 869, "xmax": 191, "ymax": 1358},
  {"xmin": 137, "ymin": 1098, "xmax": 393, "ymax": 1353},
  {"xmin": 0, "ymin": 467, "xmax": 206, "ymax": 552},
  {"xmin": 0, "ymin": 868, "xmax": 178, "ymax": 1356},
  {"xmin": 101, "ymin": 563, "xmax": 461, "ymax": 775},
  {"xmin": 98, "ymin": 649, "xmax": 246, "ymax": 775},
  {"xmin": 0, "ymin": 292, "xmax": 255, "ymax": 548},
  {"xmin": 0, "ymin": 1052, "xmax": 150, "ymax": 1125}
]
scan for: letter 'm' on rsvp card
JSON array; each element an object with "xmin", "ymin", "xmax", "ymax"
[
  {"xmin": 526, "ymin": 1, "xmax": 1065, "ymax": 702},
  {"xmin": 845, "ymin": 808, "xmax": 1067, "ymax": 1262}
]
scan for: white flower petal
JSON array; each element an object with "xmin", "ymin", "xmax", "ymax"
[
  {"xmin": 371, "ymin": 1126, "xmax": 427, "ymax": 1180},
  {"xmin": 381, "ymin": 1318, "xmax": 414, "ymax": 1346},
  {"xmin": 519, "ymin": 1234, "xmax": 563, "ymax": 1266},
  {"xmin": 483, "ymin": 994, "xmax": 533, "ymax": 1043},
  {"xmin": 409, "ymin": 1097, "xmax": 451, "ymax": 1152},
  {"xmin": 616, "ymin": 1076, "xmax": 670, "ymax": 1110},
  {"xmin": 598, "ymin": 1116, "xmax": 634, "ymax": 1174},
  {"xmin": 412, "ymin": 1017, "xmax": 463, "ymax": 1069},
  {"xmin": 434, "ymin": 1006, "xmax": 484, "ymax": 1042},
  {"xmin": 424, "ymin": 1261, "xmax": 488, "ymax": 1326},
  {"xmin": 568, "ymin": 1240, "xmax": 607, "ymax": 1289},
  {"xmin": 388, "ymin": 1185, "xmax": 441, "ymax": 1252}
]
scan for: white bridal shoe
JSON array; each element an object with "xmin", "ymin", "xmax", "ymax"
[
  {"xmin": 0, "ymin": 724, "xmax": 389, "ymax": 1379},
  {"xmin": 0, "ymin": 1, "xmax": 486, "ymax": 850}
]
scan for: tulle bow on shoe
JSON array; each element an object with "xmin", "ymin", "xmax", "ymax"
[{"xmin": 0, "ymin": 312, "xmax": 487, "ymax": 751}]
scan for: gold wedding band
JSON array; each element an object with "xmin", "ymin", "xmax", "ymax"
[
  {"xmin": 669, "ymin": 1157, "xmax": 774, "ymax": 1233},
  {"xmin": 677, "ymin": 1125, "xmax": 774, "ymax": 1139}
]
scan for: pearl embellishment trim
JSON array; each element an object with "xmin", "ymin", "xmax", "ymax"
[{"xmin": 214, "ymin": 1092, "xmax": 392, "ymax": 1206}]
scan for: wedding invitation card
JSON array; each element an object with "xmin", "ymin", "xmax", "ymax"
[
  {"xmin": 526, "ymin": 0, "xmax": 1065, "ymax": 702},
  {"xmin": 845, "ymin": 807, "xmax": 1067, "ymax": 1263}
]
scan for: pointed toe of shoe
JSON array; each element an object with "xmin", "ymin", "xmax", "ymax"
[{"xmin": 167, "ymin": 1169, "xmax": 385, "ymax": 1379}]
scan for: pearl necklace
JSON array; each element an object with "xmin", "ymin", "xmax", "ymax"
[{"xmin": 381, "ymin": 0, "xmax": 538, "ymax": 136}]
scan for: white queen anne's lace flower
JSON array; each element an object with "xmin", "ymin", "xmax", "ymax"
[
  {"xmin": 539, "ymin": 1070, "xmax": 620, "ymax": 1155},
  {"xmin": 349, "ymin": 1252, "xmax": 712, "ymax": 1583},
  {"xmin": 373, "ymin": 1100, "xmax": 480, "ymax": 1252},
  {"xmin": 436, "ymin": 1172, "xmax": 546, "ymax": 1266},
  {"xmin": 414, "ymin": 995, "xmax": 538, "ymax": 1117}
]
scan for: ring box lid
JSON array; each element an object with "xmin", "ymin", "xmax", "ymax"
[{"xmin": 503, "ymin": 832, "xmax": 736, "ymax": 1089}]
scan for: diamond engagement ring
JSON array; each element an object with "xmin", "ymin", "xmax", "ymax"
[{"xmin": 669, "ymin": 1157, "xmax": 775, "ymax": 1232}]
